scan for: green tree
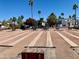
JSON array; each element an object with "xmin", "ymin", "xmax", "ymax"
[
  {"xmin": 25, "ymin": 18, "xmax": 36, "ymax": 26},
  {"xmin": 10, "ymin": 17, "xmax": 17, "ymax": 31},
  {"xmin": 9, "ymin": 18, "xmax": 13, "ymax": 22},
  {"xmin": 2, "ymin": 20, "xmax": 7, "ymax": 26},
  {"xmin": 0, "ymin": 21, "xmax": 2, "ymax": 25},
  {"xmin": 73, "ymin": 3, "xmax": 78, "ymax": 24},
  {"xmin": 17, "ymin": 15, "xmax": 24, "ymax": 28},
  {"xmin": 72, "ymin": 14, "xmax": 76, "ymax": 19},
  {"xmin": 6, "ymin": 18, "xmax": 13, "ymax": 28},
  {"xmin": 0, "ymin": 21, "xmax": 1, "ymax": 24},
  {"xmin": 12, "ymin": 17, "xmax": 17, "ymax": 22},
  {"xmin": 47, "ymin": 13, "xmax": 57, "ymax": 27},
  {"xmin": 9, "ymin": 18, "xmax": 13, "ymax": 23},
  {"xmin": 29, "ymin": 0, "xmax": 34, "ymax": 18},
  {"xmin": 38, "ymin": 18, "xmax": 44, "ymax": 27}
]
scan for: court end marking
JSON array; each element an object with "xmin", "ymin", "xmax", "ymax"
[
  {"xmin": 25, "ymin": 46, "xmax": 56, "ymax": 48},
  {"xmin": 70, "ymin": 46, "xmax": 79, "ymax": 48},
  {"xmin": 0, "ymin": 45, "xmax": 13, "ymax": 47}
]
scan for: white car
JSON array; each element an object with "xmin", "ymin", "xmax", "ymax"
[{"xmin": 0, "ymin": 26, "xmax": 7, "ymax": 30}]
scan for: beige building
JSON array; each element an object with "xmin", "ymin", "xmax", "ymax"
[{"xmin": 68, "ymin": 18, "xmax": 75, "ymax": 28}]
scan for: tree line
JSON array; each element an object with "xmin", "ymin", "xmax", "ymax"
[
  {"xmin": 0, "ymin": 0, "xmax": 78, "ymax": 30},
  {"xmin": 0, "ymin": 12, "xmax": 67, "ymax": 29}
]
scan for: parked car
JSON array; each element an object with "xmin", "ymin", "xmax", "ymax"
[{"xmin": 0, "ymin": 25, "xmax": 8, "ymax": 30}]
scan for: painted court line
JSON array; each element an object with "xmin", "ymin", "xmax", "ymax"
[
  {"xmin": 0, "ymin": 31, "xmax": 29, "ymax": 44},
  {"xmin": 24, "ymin": 31, "xmax": 43, "ymax": 53},
  {"xmin": 9, "ymin": 31, "xmax": 36, "ymax": 45},
  {"xmin": 0, "ymin": 31, "xmax": 21, "ymax": 38},
  {"xmin": 72, "ymin": 31, "xmax": 79, "ymax": 34},
  {"xmin": 56, "ymin": 31, "xmax": 78, "ymax": 47},
  {"xmin": 64, "ymin": 31, "xmax": 79, "ymax": 39},
  {"xmin": 46, "ymin": 31, "xmax": 53, "ymax": 47},
  {"xmin": 0, "ymin": 30, "xmax": 22, "ymax": 37},
  {"xmin": 70, "ymin": 30, "xmax": 79, "ymax": 33},
  {"xmin": 28, "ymin": 31, "xmax": 43, "ymax": 46},
  {"xmin": 45, "ymin": 31, "xmax": 56, "ymax": 59}
]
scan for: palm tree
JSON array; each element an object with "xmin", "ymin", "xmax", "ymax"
[
  {"xmin": 58, "ymin": 16, "xmax": 61, "ymax": 19},
  {"xmin": 29, "ymin": 0, "xmax": 34, "ymax": 18},
  {"xmin": 69, "ymin": 15, "xmax": 71, "ymax": 18},
  {"xmin": 61, "ymin": 13, "xmax": 64, "ymax": 19},
  {"xmin": 38, "ymin": 10, "xmax": 41, "ymax": 19},
  {"xmin": 17, "ymin": 16, "xmax": 24, "ymax": 28},
  {"xmin": 73, "ymin": 3, "xmax": 78, "ymax": 24},
  {"xmin": 20, "ymin": 15, "xmax": 24, "ymax": 20}
]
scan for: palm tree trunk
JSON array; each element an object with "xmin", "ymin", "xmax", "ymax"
[
  {"xmin": 75, "ymin": 9, "xmax": 76, "ymax": 25},
  {"xmin": 31, "ymin": 5, "xmax": 33, "ymax": 18},
  {"xmin": 39, "ymin": 14, "xmax": 40, "ymax": 20}
]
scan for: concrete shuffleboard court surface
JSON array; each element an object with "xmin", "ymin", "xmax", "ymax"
[
  {"xmin": 55, "ymin": 31, "xmax": 78, "ymax": 47},
  {"xmin": 0, "ymin": 29, "xmax": 79, "ymax": 59}
]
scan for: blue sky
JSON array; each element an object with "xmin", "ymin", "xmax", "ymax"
[{"xmin": 0, "ymin": 0, "xmax": 79, "ymax": 21}]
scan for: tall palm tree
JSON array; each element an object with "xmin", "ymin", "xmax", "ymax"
[
  {"xmin": 29, "ymin": 0, "xmax": 34, "ymax": 18},
  {"xmin": 69, "ymin": 15, "xmax": 71, "ymax": 18},
  {"xmin": 38, "ymin": 10, "xmax": 41, "ymax": 19},
  {"xmin": 20, "ymin": 15, "xmax": 24, "ymax": 20},
  {"xmin": 73, "ymin": 3, "xmax": 78, "ymax": 24},
  {"xmin": 58, "ymin": 16, "xmax": 61, "ymax": 19},
  {"xmin": 61, "ymin": 13, "xmax": 64, "ymax": 19}
]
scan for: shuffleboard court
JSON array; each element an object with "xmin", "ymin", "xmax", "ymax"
[
  {"xmin": 0, "ymin": 29, "xmax": 79, "ymax": 59},
  {"xmin": 0, "ymin": 30, "xmax": 30, "ymax": 44}
]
